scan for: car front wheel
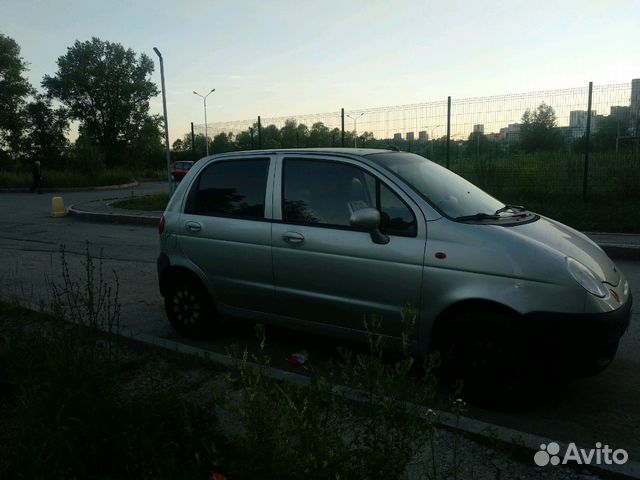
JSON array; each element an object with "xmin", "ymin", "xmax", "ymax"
[{"xmin": 439, "ymin": 310, "xmax": 536, "ymax": 407}]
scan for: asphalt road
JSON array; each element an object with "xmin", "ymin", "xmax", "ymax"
[{"xmin": 1, "ymin": 183, "xmax": 639, "ymax": 461}]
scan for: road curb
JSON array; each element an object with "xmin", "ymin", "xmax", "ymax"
[
  {"xmin": 599, "ymin": 245, "xmax": 640, "ymax": 261},
  {"xmin": 0, "ymin": 181, "xmax": 139, "ymax": 193},
  {"xmin": 67, "ymin": 204, "xmax": 160, "ymax": 226}
]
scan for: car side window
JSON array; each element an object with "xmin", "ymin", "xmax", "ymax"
[
  {"xmin": 364, "ymin": 174, "xmax": 417, "ymax": 236},
  {"xmin": 186, "ymin": 158, "xmax": 270, "ymax": 219},
  {"xmin": 378, "ymin": 183, "xmax": 417, "ymax": 236},
  {"xmin": 282, "ymin": 158, "xmax": 416, "ymax": 236},
  {"xmin": 283, "ymin": 159, "xmax": 372, "ymax": 227}
]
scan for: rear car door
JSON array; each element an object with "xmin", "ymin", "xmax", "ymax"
[
  {"xmin": 178, "ymin": 156, "xmax": 275, "ymax": 313},
  {"xmin": 272, "ymin": 154, "xmax": 426, "ymax": 338}
]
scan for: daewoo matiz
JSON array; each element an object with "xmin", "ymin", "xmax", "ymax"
[{"xmin": 157, "ymin": 149, "xmax": 632, "ymax": 400}]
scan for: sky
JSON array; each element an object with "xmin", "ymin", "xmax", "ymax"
[{"xmin": 3, "ymin": 0, "xmax": 639, "ymax": 143}]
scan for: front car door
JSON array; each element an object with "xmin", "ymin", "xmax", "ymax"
[{"xmin": 271, "ymin": 154, "xmax": 426, "ymax": 339}]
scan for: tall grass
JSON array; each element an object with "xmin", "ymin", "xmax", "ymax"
[
  {"xmin": 0, "ymin": 169, "xmax": 135, "ymax": 188},
  {"xmin": 450, "ymin": 151, "xmax": 639, "ymax": 201}
]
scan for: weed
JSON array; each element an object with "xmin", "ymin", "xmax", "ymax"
[{"xmin": 48, "ymin": 243, "xmax": 121, "ymax": 350}]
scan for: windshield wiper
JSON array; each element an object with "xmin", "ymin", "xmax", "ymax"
[
  {"xmin": 454, "ymin": 212, "xmax": 501, "ymax": 222},
  {"xmin": 495, "ymin": 204, "xmax": 526, "ymax": 215}
]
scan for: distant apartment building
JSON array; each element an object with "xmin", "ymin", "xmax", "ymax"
[
  {"xmin": 473, "ymin": 124, "xmax": 484, "ymax": 134},
  {"xmin": 406, "ymin": 132, "xmax": 415, "ymax": 141},
  {"xmin": 610, "ymin": 106, "xmax": 630, "ymax": 123},
  {"xmin": 393, "ymin": 133, "xmax": 403, "ymax": 141},
  {"xmin": 499, "ymin": 123, "xmax": 520, "ymax": 143},
  {"xmin": 418, "ymin": 130, "xmax": 428, "ymax": 142},
  {"xmin": 569, "ymin": 110, "xmax": 597, "ymax": 138}
]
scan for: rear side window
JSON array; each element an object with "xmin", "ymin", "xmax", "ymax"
[{"xmin": 187, "ymin": 159, "xmax": 269, "ymax": 219}]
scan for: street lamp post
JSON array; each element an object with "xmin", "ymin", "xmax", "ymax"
[
  {"xmin": 427, "ymin": 125, "xmax": 442, "ymax": 158},
  {"xmin": 346, "ymin": 112, "xmax": 365, "ymax": 148},
  {"xmin": 193, "ymin": 89, "xmax": 215, "ymax": 156},
  {"xmin": 153, "ymin": 47, "xmax": 171, "ymax": 193}
]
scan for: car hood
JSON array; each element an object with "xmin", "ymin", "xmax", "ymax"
[{"xmin": 503, "ymin": 215, "xmax": 620, "ymax": 286}]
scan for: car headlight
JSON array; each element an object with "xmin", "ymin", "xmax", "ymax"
[{"xmin": 566, "ymin": 257, "xmax": 608, "ymax": 298}]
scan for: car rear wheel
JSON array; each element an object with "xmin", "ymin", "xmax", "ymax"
[
  {"xmin": 438, "ymin": 310, "xmax": 535, "ymax": 407},
  {"xmin": 164, "ymin": 275, "xmax": 219, "ymax": 338}
]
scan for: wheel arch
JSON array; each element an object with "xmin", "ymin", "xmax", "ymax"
[
  {"xmin": 159, "ymin": 265, "xmax": 214, "ymax": 302},
  {"xmin": 428, "ymin": 298, "xmax": 523, "ymax": 352}
]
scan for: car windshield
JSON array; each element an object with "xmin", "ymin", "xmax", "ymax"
[{"xmin": 366, "ymin": 152, "xmax": 504, "ymax": 219}]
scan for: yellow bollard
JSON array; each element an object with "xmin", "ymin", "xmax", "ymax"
[{"xmin": 52, "ymin": 196, "xmax": 67, "ymax": 217}]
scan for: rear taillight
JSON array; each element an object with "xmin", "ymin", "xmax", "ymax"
[{"xmin": 158, "ymin": 215, "xmax": 166, "ymax": 234}]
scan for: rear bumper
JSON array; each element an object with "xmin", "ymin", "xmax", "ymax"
[{"xmin": 523, "ymin": 294, "xmax": 632, "ymax": 376}]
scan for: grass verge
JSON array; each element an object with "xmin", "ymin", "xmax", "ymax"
[
  {"xmin": 0, "ymin": 305, "xmax": 224, "ymax": 480},
  {"xmin": 111, "ymin": 192, "xmax": 170, "ymax": 211}
]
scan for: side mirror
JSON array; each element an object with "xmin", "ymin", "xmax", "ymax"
[{"xmin": 350, "ymin": 208, "xmax": 390, "ymax": 245}]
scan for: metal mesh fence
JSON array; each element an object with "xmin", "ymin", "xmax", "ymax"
[
  {"xmin": 198, "ymin": 82, "xmax": 636, "ymax": 142},
  {"xmin": 193, "ymin": 80, "xmax": 640, "ymax": 201}
]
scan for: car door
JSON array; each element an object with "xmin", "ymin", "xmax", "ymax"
[
  {"xmin": 178, "ymin": 156, "xmax": 275, "ymax": 313},
  {"xmin": 272, "ymin": 154, "xmax": 426, "ymax": 338}
]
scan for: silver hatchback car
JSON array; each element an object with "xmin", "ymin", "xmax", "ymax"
[{"xmin": 158, "ymin": 148, "xmax": 632, "ymax": 397}]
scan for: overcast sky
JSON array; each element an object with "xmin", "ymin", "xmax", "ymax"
[{"xmin": 3, "ymin": 0, "xmax": 639, "ymax": 142}]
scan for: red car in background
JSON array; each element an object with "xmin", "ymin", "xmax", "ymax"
[{"xmin": 170, "ymin": 161, "xmax": 194, "ymax": 181}]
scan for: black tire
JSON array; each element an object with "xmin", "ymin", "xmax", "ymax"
[
  {"xmin": 438, "ymin": 310, "xmax": 535, "ymax": 407},
  {"xmin": 164, "ymin": 275, "xmax": 218, "ymax": 338}
]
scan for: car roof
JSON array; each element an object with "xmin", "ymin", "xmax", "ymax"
[{"xmin": 207, "ymin": 147, "xmax": 398, "ymax": 158}]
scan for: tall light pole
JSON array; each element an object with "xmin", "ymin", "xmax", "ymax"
[
  {"xmin": 193, "ymin": 89, "xmax": 215, "ymax": 156},
  {"xmin": 153, "ymin": 47, "xmax": 171, "ymax": 193},
  {"xmin": 346, "ymin": 112, "xmax": 365, "ymax": 148}
]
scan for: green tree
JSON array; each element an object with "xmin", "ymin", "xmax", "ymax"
[
  {"xmin": 280, "ymin": 118, "xmax": 298, "ymax": 147},
  {"xmin": 296, "ymin": 123, "xmax": 310, "ymax": 147},
  {"xmin": 21, "ymin": 94, "xmax": 69, "ymax": 168},
  {"xmin": 235, "ymin": 127, "xmax": 257, "ymax": 150},
  {"xmin": 43, "ymin": 37, "xmax": 159, "ymax": 166},
  {"xmin": 0, "ymin": 33, "xmax": 32, "ymax": 161},
  {"xmin": 172, "ymin": 138, "xmax": 186, "ymax": 151},
  {"xmin": 467, "ymin": 131, "xmax": 489, "ymax": 156},
  {"xmin": 309, "ymin": 122, "xmax": 331, "ymax": 146},
  {"xmin": 127, "ymin": 114, "xmax": 164, "ymax": 170},
  {"xmin": 520, "ymin": 103, "xmax": 564, "ymax": 152},
  {"xmin": 261, "ymin": 124, "xmax": 281, "ymax": 148},
  {"xmin": 592, "ymin": 116, "xmax": 620, "ymax": 152},
  {"xmin": 212, "ymin": 132, "xmax": 235, "ymax": 153}
]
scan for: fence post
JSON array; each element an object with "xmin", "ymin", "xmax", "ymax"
[
  {"xmin": 582, "ymin": 82, "xmax": 593, "ymax": 202},
  {"xmin": 190, "ymin": 122, "xmax": 195, "ymax": 151},
  {"xmin": 446, "ymin": 96, "xmax": 451, "ymax": 169},
  {"xmin": 258, "ymin": 116, "xmax": 262, "ymax": 150},
  {"xmin": 341, "ymin": 108, "xmax": 345, "ymax": 147}
]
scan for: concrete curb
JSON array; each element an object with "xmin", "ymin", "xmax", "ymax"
[
  {"xmin": 0, "ymin": 181, "xmax": 139, "ymax": 193},
  {"xmin": 67, "ymin": 204, "xmax": 160, "ymax": 226}
]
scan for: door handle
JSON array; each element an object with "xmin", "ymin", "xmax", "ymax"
[
  {"xmin": 283, "ymin": 231, "xmax": 304, "ymax": 244},
  {"xmin": 185, "ymin": 221, "xmax": 202, "ymax": 233}
]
